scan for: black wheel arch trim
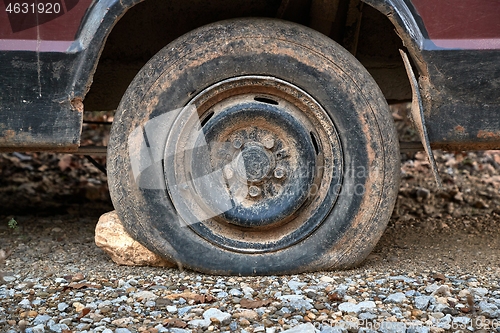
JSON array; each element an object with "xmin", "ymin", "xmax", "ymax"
[{"xmin": 71, "ymin": 0, "xmax": 428, "ymax": 99}]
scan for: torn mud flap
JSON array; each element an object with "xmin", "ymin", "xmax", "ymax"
[{"xmin": 399, "ymin": 49, "xmax": 443, "ymax": 189}]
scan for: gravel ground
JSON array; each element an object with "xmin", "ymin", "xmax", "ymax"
[
  {"xmin": 0, "ymin": 226, "xmax": 499, "ymax": 333},
  {"xmin": 1, "ymin": 129, "xmax": 500, "ymax": 332}
]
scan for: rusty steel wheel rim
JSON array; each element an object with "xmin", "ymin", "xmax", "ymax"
[{"xmin": 164, "ymin": 76, "xmax": 343, "ymax": 253}]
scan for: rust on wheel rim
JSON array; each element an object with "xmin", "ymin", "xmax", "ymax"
[{"xmin": 164, "ymin": 76, "xmax": 343, "ymax": 253}]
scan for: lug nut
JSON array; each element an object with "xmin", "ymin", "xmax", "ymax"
[
  {"xmin": 233, "ymin": 138, "xmax": 243, "ymax": 149},
  {"xmin": 263, "ymin": 137, "xmax": 274, "ymax": 149},
  {"xmin": 248, "ymin": 185, "xmax": 261, "ymax": 197},
  {"xmin": 274, "ymin": 167, "xmax": 286, "ymax": 179}
]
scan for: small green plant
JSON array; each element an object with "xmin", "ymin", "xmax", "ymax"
[{"xmin": 7, "ymin": 218, "xmax": 17, "ymax": 230}]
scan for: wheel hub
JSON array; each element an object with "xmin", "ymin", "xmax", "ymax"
[
  {"xmin": 235, "ymin": 143, "xmax": 273, "ymax": 183},
  {"xmin": 164, "ymin": 76, "xmax": 343, "ymax": 252},
  {"xmin": 198, "ymin": 102, "xmax": 316, "ymax": 228}
]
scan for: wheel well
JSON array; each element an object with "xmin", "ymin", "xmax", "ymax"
[{"xmin": 83, "ymin": 0, "xmax": 410, "ymax": 112}]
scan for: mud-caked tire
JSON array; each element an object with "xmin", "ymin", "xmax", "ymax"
[{"xmin": 107, "ymin": 18, "xmax": 400, "ymax": 275}]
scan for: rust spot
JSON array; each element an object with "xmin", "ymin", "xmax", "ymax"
[
  {"xmin": 477, "ymin": 130, "xmax": 500, "ymax": 139},
  {"xmin": 71, "ymin": 98, "xmax": 84, "ymax": 113},
  {"xmin": 2, "ymin": 129, "xmax": 15, "ymax": 140},
  {"xmin": 454, "ymin": 125, "xmax": 465, "ymax": 133}
]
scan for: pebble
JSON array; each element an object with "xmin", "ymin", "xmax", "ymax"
[
  {"xmin": 288, "ymin": 280, "xmax": 307, "ymax": 291},
  {"xmin": 33, "ymin": 314, "xmax": 51, "ymax": 325},
  {"xmin": 282, "ymin": 323, "xmax": 316, "ymax": 332},
  {"xmin": 472, "ymin": 287, "xmax": 489, "ymax": 297},
  {"xmin": 133, "ymin": 290, "xmax": 158, "ymax": 301},
  {"xmin": 177, "ymin": 305, "xmax": 193, "ymax": 316},
  {"xmin": 19, "ymin": 299, "xmax": 32, "ymax": 309},
  {"xmin": 239, "ymin": 318, "xmax": 251, "ymax": 326},
  {"xmin": 111, "ymin": 317, "xmax": 132, "ymax": 327},
  {"xmin": 425, "ymin": 284, "xmax": 440, "ymax": 294},
  {"xmin": 47, "ymin": 319, "xmax": 69, "ymax": 333},
  {"xmin": 166, "ymin": 305, "xmax": 177, "ymax": 313},
  {"xmin": 338, "ymin": 301, "xmax": 376, "ymax": 314},
  {"xmin": 72, "ymin": 301, "xmax": 85, "ymax": 312},
  {"xmin": 432, "ymin": 285, "xmax": 451, "ymax": 297},
  {"xmin": 29, "ymin": 324, "xmax": 45, "ymax": 333},
  {"xmin": 385, "ymin": 292, "xmax": 407, "ymax": 304},
  {"xmin": 229, "ymin": 288, "xmax": 243, "ymax": 296},
  {"xmin": 414, "ymin": 296, "xmax": 433, "ymax": 310},
  {"xmin": 2, "ymin": 275, "xmax": 16, "ymax": 282},
  {"xmin": 203, "ymin": 308, "xmax": 231, "ymax": 325},
  {"xmin": 234, "ymin": 309, "xmax": 259, "ymax": 320},
  {"xmin": 57, "ymin": 302, "xmax": 69, "ymax": 312},
  {"xmin": 60, "ymin": 318, "xmax": 72, "ymax": 325},
  {"xmin": 188, "ymin": 318, "xmax": 210, "ymax": 328},
  {"xmin": 415, "ymin": 187, "xmax": 430, "ymax": 201},
  {"xmin": 479, "ymin": 301, "xmax": 499, "ymax": 317},
  {"xmin": 320, "ymin": 276, "xmax": 335, "ymax": 283}
]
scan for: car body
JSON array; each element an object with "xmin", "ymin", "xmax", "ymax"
[{"xmin": 0, "ymin": 0, "xmax": 499, "ymax": 152}]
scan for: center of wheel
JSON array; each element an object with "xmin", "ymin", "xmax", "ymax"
[
  {"xmin": 165, "ymin": 75, "xmax": 342, "ymax": 252},
  {"xmin": 235, "ymin": 144, "xmax": 271, "ymax": 182}
]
